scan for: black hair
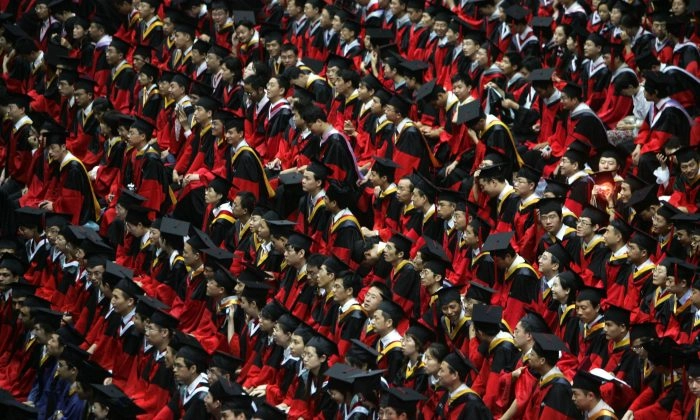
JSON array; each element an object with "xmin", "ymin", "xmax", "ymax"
[
  {"xmin": 306, "ymin": 253, "xmax": 326, "ymax": 268},
  {"xmin": 280, "ymin": 43, "xmax": 299, "ymax": 55},
  {"xmin": 338, "ymin": 69, "xmax": 361, "ymax": 88},
  {"xmin": 222, "ymin": 56, "xmax": 243, "ymax": 83},
  {"xmin": 302, "ymin": 105, "xmax": 327, "ymax": 125},
  {"xmin": 243, "ymin": 74, "xmax": 266, "ymax": 91},
  {"xmin": 235, "ymin": 19, "xmax": 255, "ymax": 30},
  {"xmin": 235, "ymin": 191, "xmax": 256, "ymax": 214},
  {"xmin": 451, "ymin": 73, "xmax": 473, "ymax": 87},
  {"xmin": 504, "ymin": 52, "xmax": 522, "ymax": 70}
]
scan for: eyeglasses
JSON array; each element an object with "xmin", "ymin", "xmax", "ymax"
[{"xmin": 576, "ymin": 220, "xmax": 592, "ymax": 227}]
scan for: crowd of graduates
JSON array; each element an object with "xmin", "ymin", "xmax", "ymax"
[{"xmin": 0, "ymin": 0, "xmax": 699, "ymax": 418}]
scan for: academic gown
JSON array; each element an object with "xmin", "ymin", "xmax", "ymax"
[
  {"xmin": 226, "ymin": 142, "xmax": 275, "ymax": 204},
  {"xmin": 44, "ymin": 154, "xmax": 100, "ymax": 226},
  {"xmin": 435, "ymin": 386, "xmax": 493, "ymax": 420},
  {"xmin": 123, "ymin": 143, "xmax": 174, "ymax": 216},
  {"xmin": 523, "ymin": 369, "xmax": 580, "ymax": 420},
  {"xmin": 492, "ymin": 257, "xmax": 540, "ymax": 329},
  {"xmin": 386, "ymin": 260, "xmax": 421, "ymax": 320},
  {"xmin": 384, "ymin": 119, "xmax": 435, "ymax": 180}
]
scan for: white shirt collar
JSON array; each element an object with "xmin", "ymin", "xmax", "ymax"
[
  {"xmin": 340, "ymin": 297, "xmax": 359, "ymax": 313},
  {"xmin": 14, "ymin": 115, "xmax": 32, "ymax": 131},
  {"xmin": 379, "ymin": 329, "xmax": 402, "ymax": 347}
]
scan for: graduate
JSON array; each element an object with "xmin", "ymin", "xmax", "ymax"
[
  {"xmin": 435, "ymin": 286, "xmax": 473, "ymax": 357},
  {"xmin": 381, "ymin": 386, "xmax": 427, "ymax": 420},
  {"xmin": 600, "ymin": 304, "xmax": 640, "ymax": 411},
  {"xmin": 434, "ymin": 350, "xmax": 492, "ymax": 419},
  {"xmin": 535, "ymin": 198, "xmax": 581, "ymax": 261},
  {"xmin": 106, "ymin": 36, "xmax": 136, "ymax": 114},
  {"xmin": 362, "ymin": 156, "xmax": 402, "ymax": 241},
  {"xmin": 236, "ymin": 266, "xmax": 272, "ymax": 377},
  {"xmin": 288, "ymin": 332, "xmax": 338, "ymax": 419},
  {"xmin": 297, "ymin": 160, "xmax": 332, "ymax": 252},
  {"xmin": 476, "ymin": 164, "xmax": 520, "ymax": 233},
  {"xmin": 577, "ymin": 205, "xmax": 610, "ymax": 282},
  {"xmin": 522, "ymin": 333, "xmax": 580, "ymax": 420},
  {"xmin": 603, "ymin": 219, "xmax": 635, "ymax": 307},
  {"xmin": 177, "ymin": 228, "xmax": 216, "ymax": 335},
  {"xmin": 373, "ymin": 300, "xmax": 405, "ymax": 382},
  {"xmin": 512, "ymin": 165, "xmax": 542, "ymax": 264},
  {"xmin": 138, "ymin": 308, "xmax": 178, "ymax": 415},
  {"xmin": 397, "ymin": 322, "xmax": 434, "ymax": 392},
  {"xmin": 559, "ymin": 141, "xmax": 595, "ymax": 216},
  {"xmin": 173, "ymin": 339, "xmax": 210, "ymax": 419},
  {"xmin": 571, "ymin": 371, "xmax": 618, "ymax": 419},
  {"xmin": 576, "ymin": 286, "xmax": 608, "ymax": 370}
]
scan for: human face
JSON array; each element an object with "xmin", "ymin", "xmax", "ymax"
[
  {"xmin": 193, "ymin": 105, "xmax": 211, "ymax": 124},
  {"xmin": 211, "ymin": 7, "xmax": 228, "ymax": 26},
  {"xmin": 145, "ymin": 323, "xmax": 166, "ymax": 347},
  {"xmin": 474, "ymin": 47, "xmax": 488, "ymax": 66},
  {"xmin": 182, "ymin": 242, "xmax": 200, "ymax": 267},
  {"xmin": 512, "ymin": 321, "xmax": 530, "ymax": 349},
  {"xmin": 105, "ymin": 46, "xmax": 122, "ymax": 66},
  {"xmin": 513, "ymin": 177, "xmax": 534, "ymax": 198},
  {"xmin": 266, "ymin": 77, "xmax": 285, "ymax": 100},
  {"xmin": 110, "ymin": 288, "xmax": 133, "ymax": 316},
  {"xmin": 441, "ymin": 300, "xmax": 462, "ymax": 324},
  {"xmin": 396, "ymin": 179, "xmax": 413, "ymax": 203},
  {"xmin": 47, "ymin": 144, "xmax": 67, "ymax": 163},
  {"xmin": 610, "ymin": 7, "xmax": 621, "ymax": 25},
  {"xmin": 384, "ymin": 104, "xmax": 400, "ymax": 123},
  {"xmin": 497, "ymin": 56, "xmax": 515, "ymax": 76},
  {"xmin": 559, "ymin": 92, "xmax": 577, "ymax": 111},
  {"xmin": 571, "ymin": 388, "xmax": 594, "ymax": 411},
  {"xmin": 302, "ymin": 170, "xmax": 321, "ymax": 193},
  {"xmin": 362, "ymin": 287, "xmax": 383, "ymax": 314},
  {"xmin": 462, "ymin": 39, "xmax": 479, "ymax": 57},
  {"xmin": 539, "ymin": 211, "xmax": 561, "ymax": 233},
  {"xmin": 597, "ymin": 4, "xmax": 610, "ymax": 22},
  {"xmin": 537, "ymin": 251, "xmax": 557, "ymax": 275},
  {"xmin": 234, "ymin": 24, "xmax": 254, "ymax": 44},
  {"xmin": 383, "ymin": 241, "xmax": 402, "ymax": 264},
  {"xmin": 272, "ymin": 322, "xmax": 292, "ymax": 347},
  {"xmin": 618, "ymin": 182, "xmax": 632, "ymax": 203},
  {"xmin": 652, "ymin": 212, "xmax": 671, "ymax": 236},
  {"xmin": 87, "ymin": 264, "xmax": 105, "ymax": 287},
  {"xmin": 437, "ymin": 200, "xmax": 455, "ymax": 220},
  {"xmin": 604, "ymin": 320, "xmax": 626, "ymax": 341},
  {"xmin": 680, "ymin": 159, "xmax": 699, "ymax": 182},
  {"xmin": 576, "ymin": 217, "xmax": 595, "ymax": 238},
  {"xmin": 259, "ymin": 315, "xmax": 276, "ymax": 333},
  {"xmin": 454, "ymin": 210, "xmax": 467, "ymax": 231},
  {"xmin": 691, "ymin": 287, "xmax": 700, "ymax": 309},
  {"xmin": 284, "ymin": 245, "xmax": 304, "ymax": 267},
  {"xmin": 423, "ymin": 349, "xmax": 441, "ymax": 375},
  {"xmin": 420, "ymin": 267, "xmax": 440, "ymax": 289},
  {"xmin": 558, "ymin": 156, "xmax": 577, "ymax": 177},
  {"xmin": 173, "ymin": 356, "xmax": 195, "ymax": 384},
  {"xmin": 47, "ymin": 333, "xmax": 63, "ymax": 356},
  {"xmin": 205, "ymin": 277, "xmax": 225, "ymax": 298},
  {"xmin": 302, "ymin": 346, "xmax": 323, "ymax": 371},
  {"xmin": 372, "ymin": 310, "xmax": 391, "ymax": 335},
  {"xmin": 602, "ymin": 225, "xmax": 621, "ymax": 247},
  {"xmin": 671, "ymin": 0, "xmax": 686, "ymax": 15},
  {"xmin": 411, "ymin": 189, "xmax": 428, "ymax": 208},
  {"xmin": 576, "ymin": 300, "xmax": 599, "ymax": 324},
  {"xmin": 316, "ymin": 265, "xmax": 334, "ymax": 289},
  {"xmin": 553, "ymin": 26, "xmax": 567, "ymax": 46},
  {"xmin": 652, "ymin": 19, "xmax": 667, "ymax": 38},
  {"xmin": 550, "ymin": 276, "xmax": 570, "ymax": 303},
  {"xmin": 463, "ymin": 224, "xmax": 479, "ymax": 248},
  {"xmin": 332, "ymin": 279, "xmax": 352, "ymax": 303},
  {"xmin": 402, "ymin": 334, "xmax": 418, "ymax": 357},
  {"xmin": 433, "ymin": 20, "xmax": 448, "ymax": 37},
  {"xmin": 290, "ymin": 334, "xmax": 306, "ymax": 357},
  {"xmin": 583, "ymin": 40, "xmax": 601, "ymax": 59},
  {"xmin": 204, "ymin": 186, "xmax": 223, "ymax": 205},
  {"xmin": 280, "ymin": 49, "xmax": 297, "ymax": 68},
  {"xmin": 626, "ymin": 242, "xmax": 646, "ymax": 265},
  {"xmin": 437, "ymin": 361, "xmax": 458, "ymax": 387}
]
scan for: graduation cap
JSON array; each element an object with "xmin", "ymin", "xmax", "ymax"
[
  {"xmin": 455, "ymin": 100, "xmax": 483, "ymax": 125},
  {"xmin": 326, "ymin": 363, "xmax": 363, "ymax": 392},
  {"xmin": 531, "ymin": 16, "xmax": 553, "ymax": 30},
  {"xmin": 15, "ymin": 207, "xmax": 46, "ymax": 229},
  {"xmin": 420, "ymin": 237, "xmax": 451, "ymax": 264},
  {"xmin": 385, "ymin": 387, "xmax": 427, "ymax": 414},
  {"xmin": 543, "ymin": 178, "xmax": 570, "ymax": 197},
  {"xmin": 13, "ymin": 37, "xmax": 38, "ymax": 55},
  {"xmin": 605, "ymin": 304, "xmax": 630, "ymax": 326},
  {"xmin": 405, "ymin": 322, "xmax": 435, "ymax": 346},
  {"xmin": 239, "ymin": 278, "xmax": 271, "ymax": 302},
  {"xmin": 531, "ymin": 332, "xmax": 568, "ymax": 360},
  {"xmin": 348, "ymin": 338, "xmax": 380, "ymax": 366},
  {"xmin": 516, "ymin": 164, "xmax": 542, "ymax": 183},
  {"xmin": 443, "ymin": 350, "xmax": 476, "ymax": 378},
  {"xmin": 297, "ymin": 57, "xmax": 322, "ymax": 74},
  {"xmin": 387, "ymin": 94, "xmax": 412, "ymax": 116},
  {"xmin": 415, "ymin": 79, "xmax": 439, "ymax": 102},
  {"xmin": 176, "ymin": 339, "xmax": 210, "ymax": 367},
  {"xmin": 0, "ymin": 391, "xmax": 38, "ymax": 419},
  {"xmin": 432, "ymin": 5, "xmax": 455, "ymax": 23},
  {"xmin": 208, "ymin": 377, "xmax": 243, "ymax": 403},
  {"xmin": 237, "ymin": 262, "xmax": 269, "ymax": 284},
  {"xmin": 210, "ymin": 266, "xmax": 236, "ymax": 293},
  {"xmin": 278, "ymin": 171, "xmax": 303, "ymax": 187},
  {"xmin": 109, "ymin": 36, "xmax": 131, "ymax": 56},
  {"xmin": 326, "ymin": 53, "xmax": 354, "ymax": 71},
  {"xmin": 471, "ymin": 304, "xmax": 503, "ymax": 330},
  {"xmin": 159, "ymin": 217, "xmax": 190, "ymax": 240},
  {"xmin": 576, "ymin": 285, "xmax": 604, "ymax": 304},
  {"xmin": 607, "ymin": 218, "xmax": 633, "ymax": 242},
  {"xmin": 210, "ymin": 351, "xmax": 243, "ymax": 375},
  {"xmin": 59, "ymin": 343, "xmax": 89, "ymax": 367},
  {"xmin": 45, "ymin": 131, "xmax": 68, "ymax": 147},
  {"xmin": 371, "ymin": 156, "xmax": 401, "ymax": 180},
  {"xmin": 260, "ymin": 300, "xmax": 287, "ymax": 322},
  {"xmin": 307, "ymin": 332, "xmax": 338, "ymax": 356},
  {"xmin": 305, "ymin": 159, "xmax": 332, "ymax": 181},
  {"xmin": 366, "ymin": 28, "xmax": 394, "ymax": 47},
  {"xmin": 504, "ymin": 5, "xmax": 528, "ymax": 22},
  {"xmin": 76, "ymin": 359, "xmax": 112, "ymax": 384},
  {"xmin": 286, "ymin": 232, "xmax": 313, "ymax": 253},
  {"xmin": 561, "ymin": 82, "xmax": 583, "ymax": 100},
  {"xmin": 114, "ymin": 278, "xmax": 144, "ymax": 299},
  {"xmin": 277, "ymin": 312, "xmax": 301, "ymax": 332},
  {"xmin": 628, "ymin": 229, "xmax": 658, "ymax": 254},
  {"xmin": 528, "ymin": 67, "xmax": 555, "ymax": 84},
  {"xmin": 131, "ymin": 116, "xmax": 156, "ymax": 139},
  {"xmin": 0, "ymin": 254, "xmax": 25, "ymax": 276},
  {"xmin": 672, "ymin": 213, "xmax": 700, "ymax": 233},
  {"xmin": 656, "ymin": 201, "xmax": 681, "ymax": 221},
  {"xmin": 208, "ymin": 42, "xmax": 231, "ymax": 59},
  {"xmin": 267, "ymin": 219, "xmax": 297, "ymax": 239},
  {"xmin": 629, "ymin": 321, "xmax": 658, "ymax": 342},
  {"xmin": 572, "ymin": 370, "xmax": 604, "ymax": 393},
  {"xmin": 545, "ymin": 243, "xmax": 571, "ymax": 267},
  {"xmin": 520, "ymin": 310, "xmax": 551, "ymax": 334},
  {"xmin": 56, "ymin": 324, "xmax": 85, "ymax": 346},
  {"xmin": 195, "ymin": 95, "xmax": 221, "ymax": 112},
  {"xmin": 187, "ymin": 227, "xmax": 216, "ymax": 251},
  {"xmin": 232, "ymin": 9, "xmax": 256, "ymax": 25},
  {"xmin": 563, "ymin": 140, "xmax": 591, "ymax": 165},
  {"xmin": 411, "ymin": 172, "xmax": 438, "ymax": 199},
  {"xmin": 481, "ymin": 231, "xmax": 515, "ymax": 254},
  {"xmin": 32, "ymin": 308, "xmax": 63, "ymax": 331},
  {"xmin": 115, "ymin": 190, "xmax": 146, "ymax": 210},
  {"xmin": 91, "ymin": 384, "xmax": 145, "ymax": 417},
  {"xmin": 434, "ymin": 286, "xmax": 462, "ymax": 307},
  {"xmin": 322, "ymin": 254, "xmax": 350, "ymax": 275},
  {"xmin": 536, "ymin": 197, "xmax": 563, "ymax": 215},
  {"xmin": 150, "ymin": 309, "xmax": 179, "ymax": 330},
  {"xmin": 388, "ymin": 231, "xmax": 414, "ymax": 256},
  {"xmin": 377, "ymin": 299, "xmax": 406, "ymax": 324},
  {"xmin": 23, "ymin": 295, "xmax": 52, "ymax": 309},
  {"xmin": 465, "ymin": 281, "xmax": 496, "ymax": 303},
  {"xmin": 124, "ymin": 205, "xmax": 152, "ymax": 227},
  {"xmin": 136, "ymin": 295, "xmax": 169, "ymax": 319},
  {"xmin": 423, "ymin": 257, "xmax": 451, "ymax": 278},
  {"xmin": 399, "ymin": 60, "xmax": 430, "ymax": 80},
  {"xmin": 253, "ymin": 401, "xmax": 287, "ymax": 420},
  {"xmin": 10, "ymin": 281, "xmax": 38, "ymax": 299}
]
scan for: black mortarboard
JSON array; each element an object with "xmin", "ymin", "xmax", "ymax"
[
  {"xmin": 239, "ymin": 278, "xmax": 271, "ymax": 301},
  {"xmin": 629, "ymin": 229, "xmax": 658, "ymax": 254},
  {"xmin": 656, "ymin": 201, "xmax": 681, "ymax": 221},
  {"xmin": 286, "ymin": 233, "xmax": 313, "ymax": 252},
  {"xmin": 561, "ymin": 82, "xmax": 583, "ymax": 100},
  {"xmin": 471, "ymin": 304, "xmax": 503, "ymax": 329},
  {"xmin": 322, "ymin": 254, "xmax": 349, "ymax": 275},
  {"xmin": 536, "ymin": 197, "xmax": 563, "ymax": 215},
  {"xmin": 23, "ymin": 295, "xmax": 51, "ymax": 309},
  {"xmin": 405, "ymin": 322, "xmax": 435, "ymax": 346},
  {"xmin": 377, "ymin": 299, "xmax": 406, "ymax": 323},
  {"xmin": 0, "ymin": 392, "xmax": 38, "ymax": 418},
  {"xmin": 114, "ymin": 278, "xmax": 144, "ymax": 299},
  {"xmin": 150, "ymin": 309, "xmax": 179, "ymax": 330},
  {"xmin": 605, "ymin": 304, "xmax": 630, "ymax": 326},
  {"xmin": 159, "ymin": 217, "xmax": 190, "ymax": 238},
  {"xmin": 207, "ymin": 174, "xmax": 231, "ymax": 196},
  {"xmin": 131, "ymin": 117, "xmax": 155, "ymax": 138},
  {"xmin": 267, "ymin": 219, "xmax": 297, "ymax": 238},
  {"xmin": 0, "ymin": 255, "xmax": 25, "ymax": 275},
  {"xmin": 136, "ymin": 295, "xmax": 169, "ymax": 319},
  {"xmin": 415, "ymin": 79, "xmax": 439, "ymax": 102},
  {"xmin": 609, "ymin": 218, "xmax": 633, "ymax": 241},
  {"xmin": 15, "ymin": 207, "xmax": 46, "ymax": 229},
  {"xmin": 232, "ymin": 10, "xmax": 256, "ymax": 25},
  {"xmin": 253, "ymin": 401, "xmax": 287, "ymax": 419},
  {"xmin": 387, "ymin": 94, "xmax": 412, "ymax": 116},
  {"xmin": 443, "ymin": 350, "xmax": 476, "ymax": 378},
  {"xmin": 59, "ymin": 343, "xmax": 89, "ymax": 367},
  {"xmin": 564, "ymin": 140, "xmax": 591, "ymax": 165},
  {"xmin": 210, "ymin": 351, "xmax": 243, "ymax": 374},
  {"xmin": 504, "ymin": 5, "xmax": 528, "ymax": 21},
  {"xmin": 117, "ymin": 188, "xmax": 147, "ymax": 209},
  {"xmin": 326, "ymin": 363, "xmax": 362, "ymax": 392},
  {"xmin": 435, "ymin": 286, "xmax": 462, "ymax": 307},
  {"xmin": 521, "ymin": 310, "xmax": 551, "ymax": 334},
  {"xmin": 630, "ymin": 321, "xmax": 658, "ymax": 342},
  {"xmin": 455, "ymin": 100, "xmax": 483, "ymax": 125},
  {"xmin": 420, "ymin": 237, "xmax": 451, "ymax": 264},
  {"xmin": 196, "ymin": 95, "xmax": 220, "ymax": 111},
  {"xmin": 76, "ymin": 359, "xmax": 111, "ymax": 384},
  {"xmin": 544, "ymin": 178, "xmax": 570, "ymax": 197},
  {"xmin": 528, "ymin": 67, "xmax": 555, "ymax": 83},
  {"xmin": 124, "ymin": 206, "xmax": 152, "ymax": 227},
  {"xmin": 576, "ymin": 286, "xmax": 604, "ymax": 303},
  {"xmin": 531, "ymin": 332, "xmax": 568, "ymax": 359},
  {"xmin": 211, "ymin": 266, "xmax": 236, "ymax": 293},
  {"xmin": 208, "ymin": 43, "xmax": 231, "ymax": 59},
  {"xmin": 465, "ymin": 281, "xmax": 495, "ymax": 303},
  {"xmin": 139, "ymin": 61, "xmax": 160, "ymax": 81},
  {"xmin": 477, "ymin": 163, "xmax": 509, "ymax": 180},
  {"xmin": 481, "ymin": 231, "xmax": 514, "ymax": 253},
  {"xmin": 385, "ymin": 387, "xmax": 426, "ymax": 414},
  {"xmin": 372, "ymin": 156, "xmax": 401, "ymax": 179},
  {"xmin": 348, "ymin": 338, "xmax": 380, "ymax": 365},
  {"xmin": 171, "ymin": 73, "xmax": 190, "ymax": 89},
  {"xmin": 517, "ymin": 164, "xmax": 542, "ymax": 183},
  {"xmin": 176, "ymin": 342, "xmax": 209, "ymax": 367},
  {"xmin": 277, "ymin": 313, "xmax": 301, "ymax": 332},
  {"xmin": 366, "ymin": 28, "xmax": 394, "ymax": 47},
  {"xmin": 109, "ymin": 36, "xmax": 131, "ymax": 56},
  {"xmin": 237, "ymin": 263, "xmax": 269, "ymax": 284},
  {"xmin": 389, "ymin": 231, "xmax": 414, "ymax": 257},
  {"xmin": 399, "ymin": 60, "xmax": 430, "ymax": 80},
  {"xmin": 581, "ymin": 205, "xmax": 609, "ymax": 228},
  {"xmin": 672, "ymin": 213, "xmax": 700, "ymax": 233},
  {"xmin": 423, "ymin": 258, "xmax": 450, "ymax": 277},
  {"xmin": 208, "ymin": 377, "xmax": 242, "ymax": 402},
  {"xmin": 56, "ymin": 324, "xmax": 85, "ymax": 346},
  {"xmin": 306, "ymin": 159, "xmax": 333, "ymax": 180},
  {"xmin": 10, "ymin": 281, "xmax": 38, "ymax": 298},
  {"xmin": 298, "ymin": 57, "xmax": 322, "ymax": 74},
  {"xmin": 326, "ymin": 53, "xmax": 354, "ymax": 71},
  {"xmin": 545, "ymin": 243, "xmax": 571, "ymax": 267},
  {"xmin": 187, "ymin": 227, "xmax": 216, "ymax": 251},
  {"xmin": 32, "ymin": 308, "xmax": 62, "ymax": 330},
  {"xmin": 531, "ymin": 16, "xmax": 553, "ymax": 29},
  {"xmin": 91, "ymin": 384, "xmax": 145, "ymax": 417},
  {"xmin": 278, "ymin": 171, "xmax": 303, "ymax": 187},
  {"xmin": 260, "ymin": 300, "xmax": 287, "ymax": 322},
  {"xmin": 307, "ymin": 332, "xmax": 338, "ymax": 356},
  {"xmin": 572, "ymin": 370, "xmax": 604, "ymax": 392}
]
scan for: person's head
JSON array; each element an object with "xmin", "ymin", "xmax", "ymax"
[
  {"xmin": 373, "ymin": 301, "xmax": 403, "ymax": 335},
  {"xmin": 560, "ymin": 82, "xmax": 582, "ymax": 111},
  {"xmin": 303, "ymin": 335, "xmax": 336, "ymax": 373},
  {"xmin": 266, "ymin": 75, "xmax": 290, "ymax": 101},
  {"xmin": 627, "ymin": 232, "xmax": 656, "ymax": 265},
  {"xmin": 235, "ymin": 19, "xmax": 256, "ymax": 44},
  {"xmin": 437, "ymin": 287, "xmax": 463, "ymax": 324},
  {"xmin": 513, "ymin": 312, "xmax": 549, "ymax": 350},
  {"xmin": 451, "ymin": 73, "xmax": 473, "ymax": 101},
  {"xmin": 571, "ymin": 372, "xmax": 603, "ymax": 411},
  {"xmin": 362, "ymin": 282, "xmax": 391, "ymax": 314},
  {"xmin": 111, "ymin": 280, "xmax": 142, "ymax": 316},
  {"xmin": 438, "ymin": 352, "xmax": 472, "ymax": 389},
  {"xmin": 575, "ymin": 288, "xmax": 602, "ymax": 324},
  {"xmin": 538, "ymin": 198, "xmax": 563, "ymax": 233},
  {"xmin": 174, "ymin": 345, "xmax": 208, "ymax": 385},
  {"xmin": 243, "ymin": 74, "xmax": 267, "ymax": 103},
  {"xmin": 384, "ymin": 234, "xmax": 412, "ymax": 265},
  {"xmin": 284, "ymin": 233, "xmax": 310, "ymax": 268},
  {"xmin": 231, "ymin": 191, "xmax": 255, "ymax": 221},
  {"xmin": 332, "ymin": 272, "xmax": 360, "ymax": 303},
  {"xmin": 302, "ymin": 105, "xmax": 329, "ymax": 135},
  {"xmin": 676, "ymin": 147, "xmax": 699, "ymax": 182},
  {"xmin": 603, "ymin": 220, "xmax": 632, "ymax": 249},
  {"xmin": 498, "ymin": 52, "xmax": 521, "ymax": 77}
]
